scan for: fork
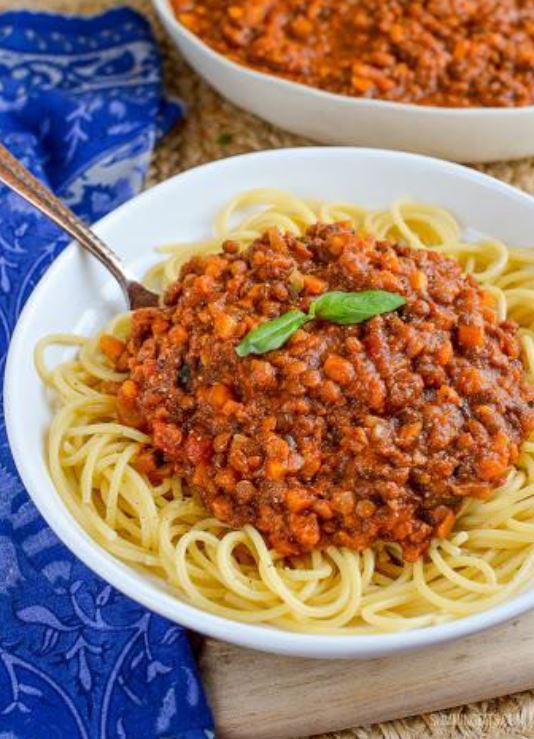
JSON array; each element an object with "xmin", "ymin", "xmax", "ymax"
[{"xmin": 0, "ymin": 143, "xmax": 159, "ymax": 309}]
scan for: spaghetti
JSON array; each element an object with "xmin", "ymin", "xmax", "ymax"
[{"xmin": 36, "ymin": 189, "xmax": 534, "ymax": 634}]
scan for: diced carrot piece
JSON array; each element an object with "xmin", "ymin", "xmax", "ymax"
[
  {"xmin": 410, "ymin": 269, "xmax": 428, "ymax": 290},
  {"xmin": 204, "ymin": 256, "xmax": 228, "ymax": 278},
  {"xmin": 285, "ymin": 488, "xmax": 313, "ymax": 513},
  {"xmin": 453, "ymin": 482, "xmax": 492, "ymax": 499},
  {"xmin": 319, "ymin": 380, "xmax": 341, "ymax": 403},
  {"xmin": 214, "ymin": 312, "xmax": 237, "ymax": 339},
  {"xmin": 192, "ymin": 463, "xmax": 210, "ymax": 487},
  {"xmin": 383, "ymin": 251, "xmax": 401, "ymax": 273},
  {"xmin": 99, "ymin": 334, "xmax": 125, "ymax": 365},
  {"xmin": 389, "ymin": 24, "xmax": 404, "ymax": 42},
  {"xmin": 300, "ymin": 453, "xmax": 321, "ymax": 477},
  {"xmin": 116, "ymin": 380, "xmax": 144, "ymax": 427},
  {"xmin": 352, "ymin": 75, "xmax": 374, "ymax": 93},
  {"xmin": 458, "ymin": 322, "xmax": 485, "ymax": 349},
  {"xmin": 398, "ymin": 421, "xmax": 422, "ymax": 446},
  {"xmin": 435, "ymin": 341, "xmax": 453, "ymax": 365},
  {"xmin": 302, "ymin": 275, "xmax": 327, "ymax": 295},
  {"xmin": 207, "ymin": 383, "xmax": 232, "ymax": 408},
  {"xmin": 435, "ymin": 509, "xmax": 456, "ymax": 539},
  {"xmin": 250, "ymin": 360, "xmax": 276, "ymax": 387},
  {"xmin": 323, "ymin": 354, "xmax": 355, "ymax": 386},
  {"xmin": 313, "ymin": 500, "xmax": 334, "ymax": 519},
  {"xmin": 478, "ymin": 456, "xmax": 508, "ymax": 481},
  {"xmin": 458, "ymin": 368, "xmax": 486, "ymax": 395},
  {"xmin": 290, "ymin": 15, "xmax": 313, "ymax": 39},
  {"xmin": 134, "ymin": 449, "xmax": 158, "ymax": 476},
  {"xmin": 481, "ymin": 290, "xmax": 495, "ymax": 307},
  {"xmin": 194, "ymin": 274, "xmax": 215, "ymax": 296},
  {"xmin": 331, "ymin": 490, "xmax": 355, "ymax": 515},
  {"xmin": 327, "ymin": 235, "xmax": 346, "ymax": 256},
  {"xmin": 265, "ymin": 460, "xmax": 287, "ymax": 480},
  {"xmin": 492, "ymin": 430, "xmax": 509, "ymax": 455},
  {"xmin": 120, "ymin": 379, "xmax": 138, "ymax": 401},
  {"xmin": 152, "ymin": 315, "xmax": 169, "ymax": 335},
  {"xmin": 211, "ymin": 495, "xmax": 233, "ymax": 521},
  {"xmin": 266, "ymin": 435, "xmax": 290, "ymax": 459},
  {"xmin": 222, "ymin": 399, "xmax": 242, "ymax": 416},
  {"xmin": 168, "ymin": 325, "xmax": 188, "ymax": 346},
  {"xmin": 289, "ymin": 512, "xmax": 320, "ymax": 549}
]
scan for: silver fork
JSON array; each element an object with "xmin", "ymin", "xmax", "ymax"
[{"xmin": 0, "ymin": 143, "xmax": 159, "ymax": 309}]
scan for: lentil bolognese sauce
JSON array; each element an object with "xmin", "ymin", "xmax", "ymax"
[
  {"xmin": 172, "ymin": 0, "xmax": 534, "ymax": 107},
  {"xmin": 36, "ymin": 190, "xmax": 534, "ymax": 632},
  {"xmin": 103, "ymin": 225, "xmax": 534, "ymax": 562}
]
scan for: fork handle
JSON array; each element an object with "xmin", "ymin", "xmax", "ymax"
[{"xmin": 0, "ymin": 142, "xmax": 130, "ymax": 300}]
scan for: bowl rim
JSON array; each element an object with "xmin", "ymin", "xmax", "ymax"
[
  {"xmin": 152, "ymin": 0, "xmax": 534, "ymax": 117},
  {"xmin": 6, "ymin": 146, "xmax": 534, "ymax": 658}
]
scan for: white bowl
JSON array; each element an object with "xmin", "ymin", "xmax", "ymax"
[
  {"xmin": 152, "ymin": 0, "xmax": 534, "ymax": 164},
  {"xmin": 6, "ymin": 147, "xmax": 534, "ymax": 659}
]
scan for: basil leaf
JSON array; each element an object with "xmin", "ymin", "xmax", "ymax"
[
  {"xmin": 235, "ymin": 289, "xmax": 406, "ymax": 358},
  {"xmin": 309, "ymin": 290, "xmax": 406, "ymax": 325},
  {"xmin": 235, "ymin": 310, "xmax": 309, "ymax": 357}
]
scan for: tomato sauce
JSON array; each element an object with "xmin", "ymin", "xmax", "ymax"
[
  {"xmin": 172, "ymin": 0, "xmax": 534, "ymax": 107},
  {"xmin": 103, "ymin": 224, "xmax": 534, "ymax": 561}
]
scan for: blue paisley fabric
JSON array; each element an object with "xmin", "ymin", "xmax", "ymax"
[{"xmin": 0, "ymin": 8, "xmax": 214, "ymax": 738}]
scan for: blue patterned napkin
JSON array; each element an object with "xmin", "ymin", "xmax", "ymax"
[{"xmin": 0, "ymin": 8, "xmax": 213, "ymax": 738}]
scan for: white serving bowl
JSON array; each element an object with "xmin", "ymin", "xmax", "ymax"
[
  {"xmin": 6, "ymin": 147, "xmax": 534, "ymax": 659},
  {"xmin": 152, "ymin": 0, "xmax": 534, "ymax": 164}
]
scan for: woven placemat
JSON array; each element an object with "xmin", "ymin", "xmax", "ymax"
[{"xmin": 5, "ymin": 0, "xmax": 534, "ymax": 737}]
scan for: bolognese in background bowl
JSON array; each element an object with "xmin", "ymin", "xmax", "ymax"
[{"xmin": 151, "ymin": 0, "xmax": 534, "ymax": 163}]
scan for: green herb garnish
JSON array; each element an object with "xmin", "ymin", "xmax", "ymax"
[
  {"xmin": 309, "ymin": 290, "xmax": 407, "ymax": 325},
  {"xmin": 235, "ymin": 290, "xmax": 406, "ymax": 357},
  {"xmin": 235, "ymin": 310, "xmax": 310, "ymax": 357}
]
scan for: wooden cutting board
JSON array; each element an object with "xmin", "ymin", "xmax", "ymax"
[{"xmin": 198, "ymin": 611, "xmax": 534, "ymax": 739}]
